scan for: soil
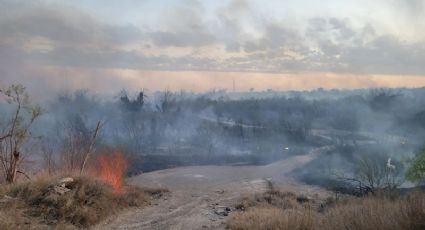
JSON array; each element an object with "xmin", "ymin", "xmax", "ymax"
[{"xmin": 95, "ymin": 146, "xmax": 331, "ymax": 230}]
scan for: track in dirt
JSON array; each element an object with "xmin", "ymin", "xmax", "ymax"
[{"xmin": 95, "ymin": 146, "xmax": 332, "ymax": 230}]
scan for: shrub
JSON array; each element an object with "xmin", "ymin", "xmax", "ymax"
[
  {"xmin": 227, "ymin": 190, "xmax": 425, "ymax": 230},
  {"xmin": 0, "ymin": 175, "xmax": 154, "ymax": 229}
]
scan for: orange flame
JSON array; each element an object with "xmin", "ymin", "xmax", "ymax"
[{"xmin": 97, "ymin": 152, "xmax": 128, "ymax": 194}]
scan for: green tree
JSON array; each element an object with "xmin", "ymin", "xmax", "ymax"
[{"xmin": 406, "ymin": 148, "xmax": 425, "ymax": 182}]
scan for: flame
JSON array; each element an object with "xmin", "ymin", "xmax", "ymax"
[{"xmin": 97, "ymin": 152, "xmax": 128, "ymax": 194}]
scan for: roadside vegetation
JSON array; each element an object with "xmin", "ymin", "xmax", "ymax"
[
  {"xmin": 0, "ymin": 85, "xmax": 168, "ymax": 229},
  {"xmin": 228, "ymin": 190, "xmax": 425, "ymax": 230},
  {"xmin": 0, "ymin": 175, "xmax": 153, "ymax": 229},
  {"xmin": 228, "ymin": 145, "xmax": 425, "ymax": 230}
]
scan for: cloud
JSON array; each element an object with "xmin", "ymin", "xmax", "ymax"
[
  {"xmin": 394, "ymin": 0, "xmax": 425, "ymax": 18},
  {"xmin": 1, "ymin": 0, "xmax": 425, "ymax": 82},
  {"xmin": 147, "ymin": 0, "xmax": 217, "ymax": 48},
  {"xmin": 150, "ymin": 31, "xmax": 215, "ymax": 47},
  {"xmin": 337, "ymin": 35, "xmax": 425, "ymax": 75}
]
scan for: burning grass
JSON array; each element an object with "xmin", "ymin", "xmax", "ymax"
[
  {"xmin": 97, "ymin": 151, "xmax": 128, "ymax": 194},
  {"xmin": 227, "ymin": 190, "xmax": 425, "ymax": 230},
  {"xmin": 0, "ymin": 175, "xmax": 166, "ymax": 229}
]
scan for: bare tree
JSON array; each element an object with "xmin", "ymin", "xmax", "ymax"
[
  {"xmin": 59, "ymin": 115, "xmax": 102, "ymax": 173},
  {"xmin": 333, "ymin": 154, "xmax": 403, "ymax": 196},
  {"xmin": 0, "ymin": 85, "xmax": 43, "ymax": 183},
  {"xmin": 41, "ymin": 144, "xmax": 56, "ymax": 175},
  {"xmin": 355, "ymin": 154, "xmax": 403, "ymax": 191},
  {"xmin": 80, "ymin": 120, "xmax": 102, "ymax": 174}
]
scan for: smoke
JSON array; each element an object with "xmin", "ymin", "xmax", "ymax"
[{"xmin": 3, "ymin": 81, "xmax": 425, "ymax": 192}]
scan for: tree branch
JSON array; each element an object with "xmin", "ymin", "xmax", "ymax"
[
  {"xmin": 17, "ymin": 170, "xmax": 30, "ymax": 180},
  {"xmin": 80, "ymin": 120, "xmax": 103, "ymax": 174}
]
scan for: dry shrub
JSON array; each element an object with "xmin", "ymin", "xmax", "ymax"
[
  {"xmin": 229, "ymin": 190, "xmax": 315, "ymax": 230},
  {"xmin": 228, "ymin": 190, "xmax": 425, "ymax": 230},
  {"xmin": 141, "ymin": 187, "xmax": 170, "ymax": 198},
  {"xmin": 236, "ymin": 191, "xmax": 301, "ymax": 211},
  {"xmin": 0, "ymin": 175, "xmax": 156, "ymax": 229},
  {"xmin": 320, "ymin": 192, "xmax": 425, "ymax": 230},
  {"xmin": 228, "ymin": 206, "xmax": 315, "ymax": 230}
]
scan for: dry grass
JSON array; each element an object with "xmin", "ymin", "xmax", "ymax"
[
  {"xmin": 235, "ymin": 191, "xmax": 302, "ymax": 210},
  {"xmin": 0, "ymin": 175, "xmax": 166, "ymax": 229},
  {"xmin": 319, "ymin": 192, "xmax": 425, "ymax": 230},
  {"xmin": 228, "ymin": 190, "xmax": 425, "ymax": 230},
  {"xmin": 228, "ymin": 207, "xmax": 315, "ymax": 230}
]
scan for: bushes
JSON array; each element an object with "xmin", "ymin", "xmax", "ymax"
[
  {"xmin": 227, "ymin": 190, "xmax": 425, "ymax": 230},
  {"xmin": 407, "ymin": 148, "xmax": 425, "ymax": 182},
  {"xmin": 0, "ymin": 176, "xmax": 156, "ymax": 229}
]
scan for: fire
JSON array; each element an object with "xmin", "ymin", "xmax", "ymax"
[{"xmin": 97, "ymin": 152, "xmax": 128, "ymax": 194}]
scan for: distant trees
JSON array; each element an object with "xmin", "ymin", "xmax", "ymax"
[
  {"xmin": 368, "ymin": 89, "xmax": 402, "ymax": 111},
  {"xmin": 2, "ymin": 84, "xmax": 424, "ymax": 183},
  {"xmin": 0, "ymin": 85, "xmax": 43, "ymax": 183},
  {"xmin": 116, "ymin": 90, "xmax": 147, "ymax": 154},
  {"xmin": 120, "ymin": 90, "xmax": 145, "ymax": 112}
]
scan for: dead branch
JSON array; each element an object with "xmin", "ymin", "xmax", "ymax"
[
  {"xmin": 17, "ymin": 170, "xmax": 30, "ymax": 180},
  {"xmin": 80, "ymin": 120, "xmax": 103, "ymax": 174}
]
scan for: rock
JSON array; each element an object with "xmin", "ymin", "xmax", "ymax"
[
  {"xmin": 53, "ymin": 185, "xmax": 71, "ymax": 195},
  {"xmin": 0, "ymin": 195, "xmax": 15, "ymax": 203},
  {"xmin": 296, "ymin": 194, "xmax": 312, "ymax": 203},
  {"xmin": 214, "ymin": 209, "xmax": 228, "ymax": 216},
  {"xmin": 57, "ymin": 177, "xmax": 74, "ymax": 187},
  {"xmin": 214, "ymin": 206, "xmax": 231, "ymax": 216}
]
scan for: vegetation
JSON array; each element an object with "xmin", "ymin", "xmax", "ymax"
[
  {"xmin": 228, "ymin": 190, "xmax": 425, "ymax": 230},
  {"xmin": 407, "ymin": 147, "xmax": 425, "ymax": 183},
  {"xmin": 0, "ymin": 85, "xmax": 43, "ymax": 183},
  {"xmin": 2, "ymin": 84, "xmax": 425, "ymax": 228},
  {"xmin": 0, "ymin": 175, "xmax": 164, "ymax": 229},
  {"xmin": 0, "ymin": 85, "xmax": 168, "ymax": 229}
]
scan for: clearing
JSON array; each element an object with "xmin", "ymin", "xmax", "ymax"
[{"xmin": 96, "ymin": 146, "xmax": 331, "ymax": 230}]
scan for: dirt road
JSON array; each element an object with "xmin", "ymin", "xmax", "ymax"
[{"xmin": 96, "ymin": 146, "xmax": 331, "ymax": 230}]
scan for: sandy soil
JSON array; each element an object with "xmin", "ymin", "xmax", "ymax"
[{"xmin": 95, "ymin": 146, "xmax": 332, "ymax": 230}]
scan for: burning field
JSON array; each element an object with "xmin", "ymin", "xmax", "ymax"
[
  {"xmin": 0, "ymin": 151, "xmax": 168, "ymax": 229},
  {"xmin": 3, "ymin": 0, "xmax": 425, "ymax": 228}
]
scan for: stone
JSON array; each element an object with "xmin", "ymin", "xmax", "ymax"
[
  {"xmin": 53, "ymin": 185, "xmax": 71, "ymax": 195},
  {"xmin": 296, "ymin": 194, "xmax": 312, "ymax": 203},
  {"xmin": 57, "ymin": 177, "xmax": 74, "ymax": 187},
  {"xmin": 0, "ymin": 195, "xmax": 15, "ymax": 203},
  {"xmin": 214, "ymin": 206, "xmax": 230, "ymax": 216}
]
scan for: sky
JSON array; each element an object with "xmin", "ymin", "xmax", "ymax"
[{"xmin": 1, "ymin": 0, "xmax": 425, "ymax": 96}]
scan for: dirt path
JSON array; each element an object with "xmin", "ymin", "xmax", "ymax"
[{"xmin": 95, "ymin": 146, "xmax": 332, "ymax": 230}]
